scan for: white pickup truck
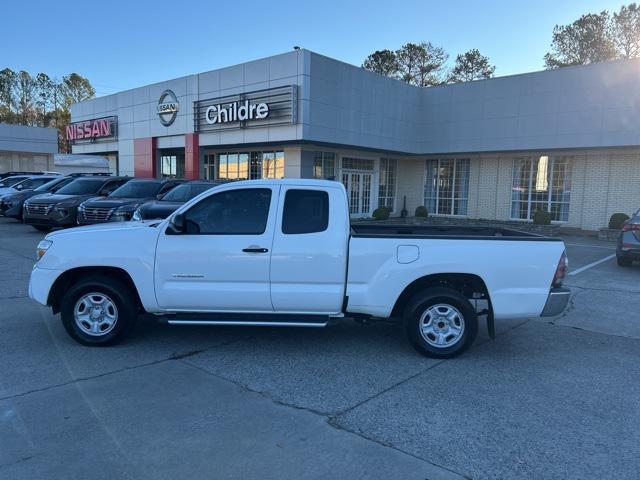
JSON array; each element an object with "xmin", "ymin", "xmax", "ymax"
[{"xmin": 29, "ymin": 179, "xmax": 569, "ymax": 358}]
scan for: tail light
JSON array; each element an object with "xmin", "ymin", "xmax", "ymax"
[
  {"xmin": 622, "ymin": 223, "xmax": 640, "ymax": 232},
  {"xmin": 552, "ymin": 251, "xmax": 568, "ymax": 288}
]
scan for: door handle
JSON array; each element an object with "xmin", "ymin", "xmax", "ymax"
[{"xmin": 242, "ymin": 247, "xmax": 269, "ymax": 253}]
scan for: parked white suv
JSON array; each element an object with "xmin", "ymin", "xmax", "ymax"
[{"xmin": 29, "ymin": 179, "xmax": 569, "ymax": 358}]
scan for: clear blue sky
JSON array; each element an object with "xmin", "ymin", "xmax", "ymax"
[{"xmin": 3, "ymin": 0, "xmax": 630, "ymax": 96}]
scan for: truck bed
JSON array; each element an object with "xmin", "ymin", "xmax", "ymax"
[{"xmin": 350, "ymin": 223, "xmax": 562, "ymax": 241}]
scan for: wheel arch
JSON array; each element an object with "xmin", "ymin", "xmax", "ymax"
[
  {"xmin": 48, "ymin": 266, "xmax": 144, "ymax": 314},
  {"xmin": 390, "ymin": 273, "xmax": 491, "ymax": 318}
]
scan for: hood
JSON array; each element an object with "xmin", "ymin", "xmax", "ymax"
[
  {"xmin": 81, "ymin": 196, "xmax": 153, "ymax": 209},
  {"xmin": 2, "ymin": 189, "xmax": 39, "ymax": 201},
  {"xmin": 46, "ymin": 219, "xmax": 162, "ymax": 239},
  {"xmin": 28, "ymin": 193, "xmax": 100, "ymax": 205},
  {"xmin": 138, "ymin": 200, "xmax": 183, "ymax": 219}
]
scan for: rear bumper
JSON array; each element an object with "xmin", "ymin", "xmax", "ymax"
[{"xmin": 540, "ymin": 287, "xmax": 571, "ymax": 317}]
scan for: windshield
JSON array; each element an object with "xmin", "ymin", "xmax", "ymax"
[
  {"xmin": 109, "ymin": 180, "xmax": 163, "ymax": 198},
  {"xmin": 56, "ymin": 178, "xmax": 106, "ymax": 195},
  {"xmin": 0, "ymin": 176, "xmax": 28, "ymax": 188},
  {"xmin": 35, "ymin": 177, "xmax": 72, "ymax": 192},
  {"xmin": 161, "ymin": 183, "xmax": 214, "ymax": 202},
  {"xmin": 15, "ymin": 177, "xmax": 57, "ymax": 190}
]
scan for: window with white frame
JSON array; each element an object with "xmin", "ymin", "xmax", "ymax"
[
  {"xmin": 312, "ymin": 152, "xmax": 336, "ymax": 179},
  {"xmin": 378, "ymin": 158, "xmax": 397, "ymax": 211},
  {"xmin": 511, "ymin": 155, "xmax": 572, "ymax": 222},
  {"xmin": 342, "ymin": 157, "xmax": 374, "ymax": 171},
  {"xmin": 424, "ymin": 158, "xmax": 470, "ymax": 216}
]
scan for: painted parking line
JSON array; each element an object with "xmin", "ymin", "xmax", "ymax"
[{"xmin": 568, "ymin": 254, "xmax": 616, "ymax": 276}]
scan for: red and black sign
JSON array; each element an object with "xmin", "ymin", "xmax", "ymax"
[{"xmin": 66, "ymin": 116, "xmax": 117, "ymax": 143}]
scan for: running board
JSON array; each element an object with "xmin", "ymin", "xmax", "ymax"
[{"xmin": 165, "ymin": 313, "xmax": 329, "ymax": 328}]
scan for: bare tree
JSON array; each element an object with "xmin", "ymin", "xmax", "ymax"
[
  {"xmin": 395, "ymin": 42, "xmax": 448, "ymax": 87},
  {"xmin": 0, "ymin": 68, "xmax": 17, "ymax": 123},
  {"xmin": 15, "ymin": 71, "xmax": 37, "ymax": 126}
]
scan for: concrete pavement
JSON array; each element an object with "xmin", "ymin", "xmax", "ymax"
[{"xmin": 1, "ymin": 217, "xmax": 639, "ymax": 479}]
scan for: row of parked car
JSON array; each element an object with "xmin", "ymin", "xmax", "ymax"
[{"xmin": 0, "ymin": 173, "xmax": 222, "ymax": 231}]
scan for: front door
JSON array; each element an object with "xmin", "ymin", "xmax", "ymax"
[
  {"xmin": 154, "ymin": 186, "xmax": 277, "ymax": 312},
  {"xmin": 342, "ymin": 171, "xmax": 373, "ymax": 217}
]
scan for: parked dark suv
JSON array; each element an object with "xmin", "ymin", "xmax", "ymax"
[
  {"xmin": 133, "ymin": 180, "xmax": 221, "ymax": 220},
  {"xmin": 77, "ymin": 178, "xmax": 183, "ymax": 225},
  {"xmin": 617, "ymin": 209, "xmax": 640, "ymax": 267},
  {"xmin": 1, "ymin": 176, "xmax": 73, "ymax": 219},
  {"xmin": 23, "ymin": 176, "xmax": 130, "ymax": 231}
]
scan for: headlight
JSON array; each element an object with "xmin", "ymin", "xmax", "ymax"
[
  {"xmin": 132, "ymin": 208, "xmax": 142, "ymax": 221},
  {"xmin": 36, "ymin": 239, "xmax": 52, "ymax": 261}
]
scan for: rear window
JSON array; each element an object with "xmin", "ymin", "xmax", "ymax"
[
  {"xmin": 0, "ymin": 176, "xmax": 28, "ymax": 188},
  {"xmin": 162, "ymin": 183, "xmax": 214, "ymax": 202},
  {"xmin": 35, "ymin": 177, "xmax": 73, "ymax": 192},
  {"xmin": 56, "ymin": 178, "xmax": 106, "ymax": 195},
  {"xmin": 282, "ymin": 189, "xmax": 329, "ymax": 234},
  {"xmin": 109, "ymin": 180, "xmax": 163, "ymax": 198},
  {"xmin": 17, "ymin": 177, "xmax": 56, "ymax": 189}
]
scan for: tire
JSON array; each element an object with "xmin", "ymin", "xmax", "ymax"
[
  {"xmin": 33, "ymin": 225, "xmax": 52, "ymax": 232},
  {"xmin": 617, "ymin": 255, "xmax": 632, "ymax": 267},
  {"xmin": 60, "ymin": 275, "xmax": 138, "ymax": 346},
  {"xmin": 403, "ymin": 287, "xmax": 478, "ymax": 359}
]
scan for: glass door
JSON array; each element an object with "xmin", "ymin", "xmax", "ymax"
[
  {"xmin": 204, "ymin": 154, "xmax": 216, "ymax": 180},
  {"xmin": 342, "ymin": 171, "xmax": 373, "ymax": 217}
]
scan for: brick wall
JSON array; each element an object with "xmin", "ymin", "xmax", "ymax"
[{"xmin": 393, "ymin": 148, "xmax": 640, "ymax": 231}]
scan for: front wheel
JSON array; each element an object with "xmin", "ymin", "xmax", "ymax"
[
  {"xmin": 32, "ymin": 225, "xmax": 52, "ymax": 232},
  {"xmin": 404, "ymin": 287, "xmax": 478, "ymax": 358},
  {"xmin": 617, "ymin": 255, "xmax": 632, "ymax": 267},
  {"xmin": 60, "ymin": 276, "xmax": 138, "ymax": 346}
]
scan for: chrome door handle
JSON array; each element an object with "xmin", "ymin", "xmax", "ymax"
[{"xmin": 242, "ymin": 247, "xmax": 269, "ymax": 253}]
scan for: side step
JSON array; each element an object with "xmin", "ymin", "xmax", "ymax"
[{"xmin": 165, "ymin": 312, "xmax": 329, "ymax": 328}]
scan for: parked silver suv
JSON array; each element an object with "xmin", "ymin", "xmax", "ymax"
[{"xmin": 617, "ymin": 209, "xmax": 640, "ymax": 267}]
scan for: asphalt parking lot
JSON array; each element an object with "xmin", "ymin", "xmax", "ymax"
[{"xmin": 1, "ymin": 217, "xmax": 639, "ymax": 480}]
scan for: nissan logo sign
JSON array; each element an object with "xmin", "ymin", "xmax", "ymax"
[{"xmin": 157, "ymin": 90, "xmax": 179, "ymax": 126}]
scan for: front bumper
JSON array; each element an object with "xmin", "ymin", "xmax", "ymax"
[
  {"xmin": 77, "ymin": 210, "xmax": 132, "ymax": 225},
  {"xmin": 540, "ymin": 287, "xmax": 571, "ymax": 317},
  {"xmin": 24, "ymin": 208, "xmax": 78, "ymax": 228},
  {"xmin": 29, "ymin": 265, "xmax": 62, "ymax": 306},
  {"xmin": 0, "ymin": 199, "xmax": 23, "ymax": 218}
]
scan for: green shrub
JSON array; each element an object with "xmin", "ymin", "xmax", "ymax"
[
  {"xmin": 415, "ymin": 206, "xmax": 428, "ymax": 218},
  {"xmin": 532, "ymin": 209, "xmax": 551, "ymax": 225},
  {"xmin": 372, "ymin": 206, "xmax": 391, "ymax": 220},
  {"xmin": 609, "ymin": 213, "xmax": 630, "ymax": 230}
]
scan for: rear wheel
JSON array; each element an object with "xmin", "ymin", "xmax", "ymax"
[
  {"xmin": 60, "ymin": 276, "xmax": 138, "ymax": 346},
  {"xmin": 403, "ymin": 287, "xmax": 478, "ymax": 358},
  {"xmin": 617, "ymin": 255, "xmax": 632, "ymax": 267}
]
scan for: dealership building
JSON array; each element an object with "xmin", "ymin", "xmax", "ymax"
[{"xmin": 69, "ymin": 49, "xmax": 640, "ymax": 230}]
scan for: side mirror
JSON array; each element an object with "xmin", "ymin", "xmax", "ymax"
[
  {"xmin": 15, "ymin": 184, "xmax": 23, "ymax": 190},
  {"xmin": 156, "ymin": 193, "xmax": 164, "ymax": 200},
  {"xmin": 167, "ymin": 213, "xmax": 185, "ymax": 234}
]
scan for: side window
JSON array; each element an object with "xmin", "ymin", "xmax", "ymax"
[
  {"xmin": 184, "ymin": 188, "xmax": 272, "ymax": 234},
  {"xmin": 100, "ymin": 179, "xmax": 123, "ymax": 195},
  {"xmin": 158, "ymin": 182, "xmax": 176, "ymax": 195},
  {"xmin": 282, "ymin": 189, "xmax": 329, "ymax": 234}
]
